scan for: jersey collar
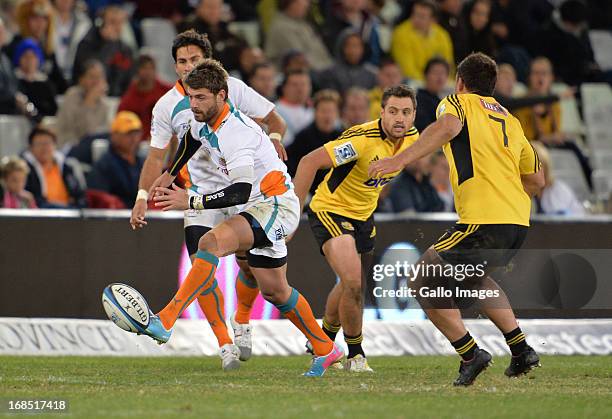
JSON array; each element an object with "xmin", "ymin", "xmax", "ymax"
[
  {"xmin": 207, "ymin": 102, "xmax": 231, "ymax": 132},
  {"xmin": 378, "ymin": 119, "xmax": 387, "ymax": 140},
  {"xmin": 175, "ymin": 79, "xmax": 186, "ymax": 96}
]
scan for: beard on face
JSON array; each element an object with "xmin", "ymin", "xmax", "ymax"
[{"xmin": 192, "ymin": 103, "xmax": 219, "ymax": 123}]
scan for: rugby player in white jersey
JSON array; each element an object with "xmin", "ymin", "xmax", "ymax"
[
  {"xmin": 128, "ymin": 30, "xmax": 287, "ymax": 370},
  {"xmin": 143, "ymin": 59, "xmax": 344, "ymax": 377}
]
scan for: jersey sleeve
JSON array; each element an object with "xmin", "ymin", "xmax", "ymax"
[
  {"xmin": 519, "ymin": 135, "xmax": 541, "ymax": 175},
  {"xmin": 227, "ymin": 77, "xmax": 275, "ymax": 119},
  {"xmin": 149, "ymin": 99, "xmax": 174, "ymax": 149},
  {"xmin": 436, "ymin": 94, "xmax": 465, "ymax": 124},
  {"xmin": 323, "ymin": 130, "xmax": 367, "ymax": 168}
]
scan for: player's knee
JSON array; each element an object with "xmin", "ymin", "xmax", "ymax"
[{"xmin": 198, "ymin": 232, "xmax": 222, "ymax": 257}]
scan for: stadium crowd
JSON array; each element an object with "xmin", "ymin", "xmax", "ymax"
[{"xmin": 0, "ymin": 0, "xmax": 610, "ymax": 214}]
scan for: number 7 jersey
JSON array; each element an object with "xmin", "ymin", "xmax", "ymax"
[{"xmin": 436, "ymin": 93, "xmax": 541, "ymax": 226}]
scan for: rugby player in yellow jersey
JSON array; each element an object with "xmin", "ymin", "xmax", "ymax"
[
  {"xmin": 293, "ymin": 85, "xmax": 419, "ymax": 371},
  {"xmin": 369, "ymin": 53, "xmax": 545, "ymax": 386}
]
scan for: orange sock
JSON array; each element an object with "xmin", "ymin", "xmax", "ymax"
[
  {"xmin": 197, "ymin": 279, "xmax": 232, "ymax": 347},
  {"xmin": 158, "ymin": 250, "xmax": 218, "ymax": 330},
  {"xmin": 276, "ymin": 288, "xmax": 333, "ymax": 356},
  {"xmin": 235, "ymin": 270, "xmax": 259, "ymax": 324}
]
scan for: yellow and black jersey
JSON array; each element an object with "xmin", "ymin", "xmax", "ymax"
[
  {"xmin": 309, "ymin": 119, "xmax": 419, "ymax": 221},
  {"xmin": 436, "ymin": 93, "xmax": 541, "ymax": 226}
]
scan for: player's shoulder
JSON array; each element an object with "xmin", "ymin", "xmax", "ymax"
[
  {"xmin": 338, "ymin": 119, "xmax": 381, "ymax": 141},
  {"xmin": 405, "ymin": 126, "xmax": 419, "ymax": 138},
  {"xmin": 153, "ymin": 85, "xmax": 185, "ymax": 116}
]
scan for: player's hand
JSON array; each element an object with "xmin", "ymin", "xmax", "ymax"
[
  {"xmin": 271, "ymin": 137, "xmax": 288, "ymax": 161},
  {"xmin": 149, "ymin": 171, "xmax": 176, "ymax": 198},
  {"xmin": 368, "ymin": 156, "xmax": 404, "ymax": 178},
  {"xmin": 130, "ymin": 199, "xmax": 148, "ymax": 230},
  {"xmin": 153, "ymin": 184, "xmax": 189, "ymax": 211}
]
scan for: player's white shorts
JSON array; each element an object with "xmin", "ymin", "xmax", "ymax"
[{"xmin": 242, "ymin": 189, "xmax": 300, "ymax": 263}]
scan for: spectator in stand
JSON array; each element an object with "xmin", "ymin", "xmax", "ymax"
[
  {"xmin": 0, "ymin": 156, "xmax": 37, "ymax": 208},
  {"xmin": 14, "ymin": 38, "xmax": 57, "ymax": 118},
  {"xmin": 368, "ymin": 57, "xmax": 403, "ymax": 120},
  {"xmin": 414, "ymin": 57, "xmax": 449, "ymax": 132},
  {"xmin": 286, "ymin": 89, "xmax": 343, "ymax": 194},
  {"xmin": 131, "ymin": 0, "xmax": 184, "ymax": 24},
  {"xmin": 391, "ymin": 0, "xmax": 454, "ymax": 81},
  {"xmin": 72, "ymin": 5, "xmax": 134, "ymax": 97},
  {"xmin": 248, "ymin": 61, "xmax": 278, "ymax": 101},
  {"xmin": 342, "ymin": 86, "xmax": 370, "ymax": 128},
  {"xmin": 464, "ymin": 0, "xmax": 496, "ymax": 58},
  {"xmin": 274, "ymin": 69, "xmax": 313, "ymax": 147},
  {"xmin": 429, "ymin": 150, "xmax": 453, "ymax": 212},
  {"xmin": 490, "ymin": 0, "xmax": 553, "ymax": 52},
  {"xmin": 534, "ymin": 0, "xmax": 603, "ymax": 86},
  {"xmin": 531, "ymin": 141, "xmax": 585, "ymax": 215},
  {"xmin": 177, "ymin": 0, "xmax": 248, "ymax": 72},
  {"xmin": 265, "ymin": 0, "xmax": 332, "ymax": 71},
  {"xmin": 4, "ymin": 0, "xmax": 67, "ymax": 93},
  {"xmin": 118, "ymin": 54, "xmax": 171, "ymax": 141},
  {"xmin": 0, "ymin": 16, "xmax": 28, "ymax": 115},
  {"xmin": 0, "ymin": 0, "xmax": 19, "ymax": 42},
  {"xmin": 56, "ymin": 59, "xmax": 111, "ymax": 149},
  {"xmin": 231, "ymin": 45, "xmax": 265, "ymax": 81},
  {"xmin": 22, "ymin": 126, "xmax": 86, "ymax": 208},
  {"xmin": 322, "ymin": 0, "xmax": 383, "ymax": 65},
  {"xmin": 87, "ymin": 111, "xmax": 143, "ymax": 208},
  {"xmin": 515, "ymin": 57, "xmax": 592, "ymax": 188},
  {"xmin": 437, "ymin": 0, "xmax": 469, "ymax": 64},
  {"xmin": 385, "ymin": 154, "xmax": 444, "ymax": 213},
  {"xmin": 317, "ymin": 28, "xmax": 377, "ymax": 94},
  {"xmin": 52, "ymin": 0, "xmax": 91, "ymax": 82},
  {"xmin": 494, "ymin": 63, "xmax": 565, "ymax": 113}
]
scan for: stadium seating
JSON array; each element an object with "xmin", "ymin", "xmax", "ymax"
[
  {"xmin": 0, "ymin": 115, "xmax": 31, "ymax": 157},
  {"xmin": 581, "ymin": 83, "xmax": 612, "ymax": 154},
  {"xmin": 140, "ymin": 18, "xmax": 178, "ymax": 83},
  {"xmin": 589, "ymin": 30, "xmax": 612, "ymax": 71}
]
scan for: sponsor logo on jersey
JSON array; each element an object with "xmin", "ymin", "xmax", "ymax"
[
  {"xmin": 333, "ymin": 142, "xmax": 358, "ymax": 165},
  {"xmin": 480, "ymin": 98, "xmax": 508, "ymax": 116},
  {"xmin": 341, "ymin": 221, "xmax": 355, "ymax": 231},
  {"xmin": 364, "ymin": 177, "xmax": 394, "ymax": 187}
]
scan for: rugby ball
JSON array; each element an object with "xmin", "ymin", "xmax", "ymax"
[{"xmin": 102, "ymin": 283, "xmax": 151, "ymax": 333}]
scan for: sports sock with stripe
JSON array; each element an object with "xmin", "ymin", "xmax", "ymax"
[
  {"xmin": 322, "ymin": 317, "xmax": 341, "ymax": 341},
  {"xmin": 452, "ymin": 332, "xmax": 478, "ymax": 361},
  {"xmin": 158, "ymin": 250, "xmax": 219, "ymax": 330},
  {"xmin": 275, "ymin": 288, "xmax": 334, "ymax": 356},
  {"xmin": 504, "ymin": 327, "xmax": 527, "ymax": 356},
  {"xmin": 344, "ymin": 332, "xmax": 365, "ymax": 359},
  {"xmin": 234, "ymin": 270, "xmax": 259, "ymax": 324},
  {"xmin": 197, "ymin": 279, "xmax": 232, "ymax": 347}
]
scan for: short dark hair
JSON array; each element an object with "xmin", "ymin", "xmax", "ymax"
[
  {"xmin": 184, "ymin": 59, "xmax": 228, "ymax": 96},
  {"xmin": 28, "ymin": 126, "xmax": 57, "ymax": 146},
  {"xmin": 278, "ymin": 0, "xmax": 295, "ymax": 11},
  {"xmin": 171, "ymin": 30, "xmax": 213, "ymax": 63},
  {"xmin": 412, "ymin": 0, "xmax": 437, "ymax": 14},
  {"xmin": 424, "ymin": 57, "xmax": 450, "ymax": 76},
  {"xmin": 248, "ymin": 61, "xmax": 274, "ymax": 81},
  {"xmin": 560, "ymin": 0, "xmax": 588, "ymax": 24},
  {"xmin": 137, "ymin": 54, "xmax": 155, "ymax": 69},
  {"xmin": 456, "ymin": 52, "xmax": 497, "ymax": 96},
  {"xmin": 381, "ymin": 84, "xmax": 417, "ymax": 109},
  {"xmin": 313, "ymin": 89, "xmax": 341, "ymax": 109}
]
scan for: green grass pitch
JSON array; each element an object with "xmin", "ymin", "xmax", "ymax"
[{"xmin": 1, "ymin": 355, "xmax": 611, "ymax": 418}]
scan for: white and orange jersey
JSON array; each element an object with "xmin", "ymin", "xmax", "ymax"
[
  {"xmin": 150, "ymin": 78, "xmax": 275, "ymax": 194},
  {"xmin": 189, "ymin": 102, "xmax": 293, "ymax": 208}
]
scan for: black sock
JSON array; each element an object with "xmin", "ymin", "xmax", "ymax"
[
  {"xmin": 451, "ymin": 332, "xmax": 478, "ymax": 361},
  {"xmin": 504, "ymin": 327, "xmax": 528, "ymax": 356},
  {"xmin": 344, "ymin": 333, "xmax": 365, "ymax": 359},
  {"xmin": 322, "ymin": 318, "xmax": 341, "ymax": 342}
]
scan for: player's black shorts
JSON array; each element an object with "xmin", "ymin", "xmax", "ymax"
[
  {"xmin": 307, "ymin": 206, "xmax": 376, "ymax": 255},
  {"xmin": 433, "ymin": 223, "xmax": 527, "ymax": 267}
]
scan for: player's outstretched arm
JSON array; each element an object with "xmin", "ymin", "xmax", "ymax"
[
  {"xmin": 154, "ymin": 166, "xmax": 254, "ymax": 211},
  {"xmin": 293, "ymin": 147, "xmax": 333, "ymax": 212},
  {"xmin": 368, "ymin": 114, "xmax": 462, "ymax": 178},
  {"xmin": 130, "ymin": 146, "xmax": 167, "ymax": 230}
]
